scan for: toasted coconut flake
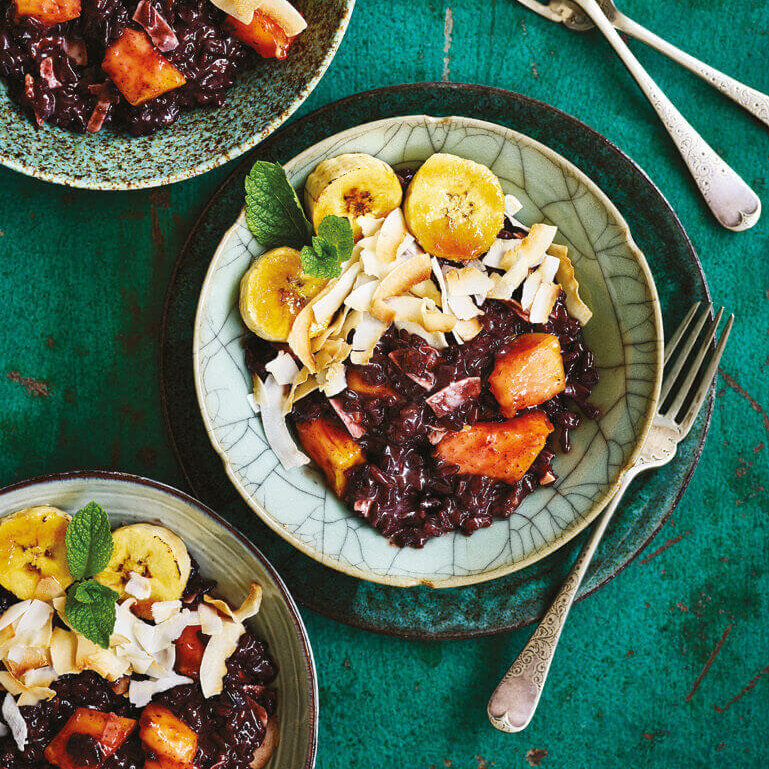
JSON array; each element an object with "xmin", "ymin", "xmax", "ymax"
[
  {"xmin": 550, "ymin": 244, "xmax": 593, "ymax": 325},
  {"xmin": 265, "ymin": 352, "xmax": 300, "ymax": 386},
  {"xmin": 395, "ymin": 321, "xmax": 447, "ymax": 348},
  {"xmin": 371, "ymin": 254, "xmax": 432, "ymax": 323},
  {"xmin": 34, "ymin": 577, "xmax": 65, "ymax": 601},
  {"xmin": 4, "ymin": 645, "xmax": 49, "ymax": 678},
  {"xmin": 444, "ymin": 265, "xmax": 494, "ymax": 297},
  {"xmin": 452, "ymin": 317, "xmax": 483, "ymax": 344},
  {"xmin": 203, "ymin": 584, "xmax": 262, "ymax": 624},
  {"xmin": 287, "ymin": 367, "xmax": 318, "ymax": 407},
  {"xmin": 317, "ymin": 362, "xmax": 347, "ymax": 397},
  {"xmin": 375, "ymin": 208, "xmax": 408, "ymax": 264},
  {"xmin": 446, "ymin": 294, "xmax": 482, "ymax": 321},
  {"xmin": 207, "ymin": 0, "xmax": 261, "ymax": 24},
  {"xmin": 504, "ymin": 193, "xmax": 523, "ymax": 219},
  {"xmin": 200, "ymin": 620, "xmax": 244, "ymax": 699},
  {"xmin": 76, "ymin": 637, "xmax": 130, "ymax": 682},
  {"xmin": 520, "ymin": 270, "xmax": 543, "ymax": 311},
  {"xmin": 15, "ymin": 600, "xmax": 52, "ymax": 638},
  {"xmin": 129, "ymin": 671, "xmax": 193, "ymax": 708},
  {"xmin": 151, "ymin": 601, "xmax": 182, "ymax": 624},
  {"xmin": 287, "ymin": 302, "xmax": 317, "ymax": 373},
  {"xmin": 254, "ymin": 374, "xmax": 309, "ymax": 470},
  {"xmin": 411, "ymin": 279, "xmax": 442, "ymax": 305},
  {"xmin": 344, "ymin": 277, "xmax": 378, "ymax": 312},
  {"xmin": 357, "ymin": 215, "xmax": 384, "ymax": 237},
  {"xmin": 0, "ymin": 671, "xmax": 55, "ymax": 707},
  {"xmin": 0, "ymin": 603, "xmax": 29, "ymax": 633},
  {"xmin": 198, "ymin": 604, "xmax": 224, "ymax": 636},
  {"xmin": 312, "ymin": 262, "xmax": 361, "ymax": 328},
  {"xmin": 50, "ymin": 627, "xmax": 79, "ymax": 676},
  {"xmin": 529, "ymin": 282, "xmax": 560, "ymax": 324},
  {"xmin": 23, "ymin": 665, "xmax": 57, "ymax": 688},
  {"xmin": 2, "ymin": 693, "xmax": 27, "ymax": 750},
  {"xmin": 537, "ymin": 253, "xmax": 561, "ymax": 284},
  {"xmin": 483, "ymin": 238, "xmax": 512, "ymax": 270},
  {"xmin": 350, "ymin": 313, "xmax": 388, "ymax": 365},
  {"xmin": 500, "ymin": 223, "xmax": 557, "ymax": 272},
  {"xmin": 125, "ymin": 572, "xmax": 152, "ymax": 600},
  {"xmin": 384, "ymin": 296, "xmax": 456, "ymax": 333}
]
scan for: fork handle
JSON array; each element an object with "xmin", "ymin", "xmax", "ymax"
[
  {"xmin": 572, "ymin": 0, "xmax": 760, "ymax": 231},
  {"xmin": 613, "ymin": 12, "xmax": 769, "ymax": 131},
  {"xmin": 486, "ymin": 466, "xmax": 637, "ymax": 733}
]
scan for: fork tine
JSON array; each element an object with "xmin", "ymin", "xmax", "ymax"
[
  {"xmin": 664, "ymin": 302, "xmax": 700, "ymax": 365},
  {"xmin": 678, "ymin": 314, "xmax": 734, "ymax": 438},
  {"xmin": 659, "ymin": 302, "xmax": 711, "ymax": 403},
  {"xmin": 664, "ymin": 307, "xmax": 724, "ymax": 419}
]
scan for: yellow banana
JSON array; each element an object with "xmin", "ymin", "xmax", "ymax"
[
  {"xmin": 403, "ymin": 153, "xmax": 504, "ymax": 262},
  {"xmin": 304, "ymin": 153, "xmax": 403, "ymax": 239}
]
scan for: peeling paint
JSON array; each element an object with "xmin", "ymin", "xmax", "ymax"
[
  {"xmin": 6, "ymin": 370, "xmax": 50, "ymax": 397},
  {"xmin": 713, "ymin": 662, "xmax": 769, "ymax": 713},
  {"xmin": 719, "ymin": 368, "xmax": 769, "ymax": 434},
  {"xmin": 685, "ymin": 624, "xmax": 732, "ymax": 702}
]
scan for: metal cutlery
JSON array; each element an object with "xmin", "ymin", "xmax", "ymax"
[
  {"xmin": 487, "ymin": 302, "xmax": 733, "ymax": 732},
  {"xmin": 516, "ymin": 0, "xmax": 761, "ymax": 231}
]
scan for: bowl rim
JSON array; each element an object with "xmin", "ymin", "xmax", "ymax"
[
  {"xmin": 0, "ymin": 0, "xmax": 355, "ymax": 191},
  {"xmin": 0, "ymin": 468, "xmax": 319, "ymax": 769},
  {"xmin": 193, "ymin": 113, "xmax": 664, "ymax": 588}
]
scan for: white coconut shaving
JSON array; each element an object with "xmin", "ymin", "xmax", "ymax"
[
  {"xmin": 151, "ymin": 601, "xmax": 182, "ymax": 624},
  {"xmin": 129, "ymin": 671, "xmax": 193, "ymax": 708},
  {"xmin": 198, "ymin": 604, "xmax": 224, "ymax": 636},
  {"xmin": 356, "ymin": 214, "xmax": 384, "ymax": 237},
  {"xmin": 504, "ymin": 193, "xmax": 523, "ymax": 220},
  {"xmin": 350, "ymin": 312, "xmax": 388, "ymax": 365},
  {"xmin": 265, "ymin": 352, "xmax": 300, "ymax": 386},
  {"xmin": 2, "ymin": 693, "xmax": 26, "ymax": 752},
  {"xmin": 254, "ymin": 374, "xmax": 310, "ymax": 470},
  {"xmin": 124, "ymin": 572, "xmax": 152, "ymax": 600},
  {"xmin": 199, "ymin": 620, "xmax": 244, "ymax": 699}
]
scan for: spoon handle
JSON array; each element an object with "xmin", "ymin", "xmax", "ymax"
[
  {"xmin": 487, "ymin": 472, "xmax": 631, "ymax": 732},
  {"xmin": 574, "ymin": 0, "xmax": 760, "ymax": 231},
  {"xmin": 614, "ymin": 11, "xmax": 769, "ymax": 131}
]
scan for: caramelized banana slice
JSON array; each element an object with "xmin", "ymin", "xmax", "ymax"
[
  {"xmin": 240, "ymin": 247, "xmax": 327, "ymax": 342},
  {"xmin": 304, "ymin": 153, "xmax": 403, "ymax": 239},
  {"xmin": 403, "ymin": 153, "xmax": 505, "ymax": 262}
]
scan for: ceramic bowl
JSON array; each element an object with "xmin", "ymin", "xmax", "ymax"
[
  {"xmin": 0, "ymin": 470, "xmax": 318, "ymax": 768},
  {"xmin": 0, "ymin": 0, "xmax": 354, "ymax": 190},
  {"xmin": 193, "ymin": 114, "xmax": 664, "ymax": 589}
]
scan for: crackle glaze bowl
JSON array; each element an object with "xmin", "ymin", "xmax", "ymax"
[
  {"xmin": 0, "ymin": 471, "xmax": 318, "ymax": 768},
  {"xmin": 0, "ymin": 0, "xmax": 354, "ymax": 190},
  {"xmin": 193, "ymin": 114, "xmax": 664, "ymax": 589}
]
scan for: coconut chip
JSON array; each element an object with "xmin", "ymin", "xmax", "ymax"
[
  {"xmin": 203, "ymin": 583, "xmax": 263, "ymax": 624},
  {"xmin": 125, "ymin": 572, "xmax": 152, "ymax": 600},
  {"xmin": 549, "ymin": 243, "xmax": 593, "ymax": 325},
  {"xmin": 199, "ymin": 620, "xmax": 243, "ymax": 699},
  {"xmin": 395, "ymin": 321, "xmax": 447, "ymax": 348},
  {"xmin": 350, "ymin": 312, "xmax": 388, "ymax": 365},
  {"xmin": 2, "ymin": 693, "xmax": 27, "ymax": 751},
  {"xmin": 312, "ymin": 262, "xmax": 361, "ymax": 329},
  {"xmin": 504, "ymin": 193, "xmax": 523, "ymax": 219},
  {"xmin": 356, "ymin": 215, "xmax": 384, "ymax": 237},
  {"xmin": 0, "ymin": 670, "xmax": 55, "ymax": 707},
  {"xmin": 206, "ymin": 0, "xmax": 260, "ymax": 24},
  {"xmin": 370, "ymin": 253, "xmax": 432, "ymax": 323},
  {"xmin": 254, "ymin": 374, "xmax": 309, "ymax": 470},
  {"xmin": 198, "ymin": 604, "xmax": 224, "ymax": 636},
  {"xmin": 375, "ymin": 208, "xmax": 408, "ymax": 264},
  {"xmin": 444, "ymin": 264, "xmax": 494, "ymax": 298},
  {"xmin": 383, "ymin": 296, "xmax": 456, "ymax": 333},
  {"xmin": 265, "ymin": 352, "xmax": 300, "ymax": 386},
  {"xmin": 129, "ymin": 672, "xmax": 193, "ymax": 708},
  {"xmin": 150, "ymin": 601, "xmax": 182, "ymax": 624},
  {"xmin": 76, "ymin": 637, "xmax": 130, "ymax": 682},
  {"xmin": 50, "ymin": 627, "xmax": 80, "ymax": 676}
]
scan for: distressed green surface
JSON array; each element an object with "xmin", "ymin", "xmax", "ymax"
[{"xmin": 0, "ymin": 0, "xmax": 768, "ymax": 766}]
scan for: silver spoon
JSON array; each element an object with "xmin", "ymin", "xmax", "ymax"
[{"xmin": 516, "ymin": 0, "xmax": 761, "ymax": 231}]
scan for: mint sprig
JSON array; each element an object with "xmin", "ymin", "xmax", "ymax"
[
  {"xmin": 64, "ymin": 502, "xmax": 118, "ymax": 649},
  {"xmin": 65, "ymin": 501, "xmax": 113, "ymax": 581},
  {"xmin": 244, "ymin": 161, "xmax": 354, "ymax": 280}
]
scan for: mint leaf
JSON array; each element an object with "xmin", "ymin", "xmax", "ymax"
[
  {"xmin": 317, "ymin": 215, "xmax": 354, "ymax": 263},
  {"xmin": 300, "ymin": 216, "xmax": 355, "ymax": 279},
  {"xmin": 65, "ymin": 502, "xmax": 114, "ymax": 581},
  {"xmin": 245, "ymin": 161, "xmax": 313, "ymax": 251},
  {"xmin": 65, "ymin": 580, "xmax": 118, "ymax": 649}
]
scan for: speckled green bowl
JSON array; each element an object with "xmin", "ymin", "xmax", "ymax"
[
  {"xmin": 0, "ymin": 0, "xmax": 354, "ymax": 190},
  {"xmin": 0, "ymin": 470, "xmax": 318, "ymax": 769}
]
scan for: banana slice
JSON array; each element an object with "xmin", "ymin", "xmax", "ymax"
[
  {"xmin": 240, "ymin": 247, "xmax": 326, "ymax": 342},
  {"xmin": 95, "ymin": 524, "xmax": 191, "ymax": 617},
  {"xmin": 0, "ymin": 506, "xmax": 72, "ymax": 600},
  {"xmin": 304, "ymin": 153, "xmax": 403, "ymax": 240},
  {"xmin": 403, "ymin": 153, "xmax": 505, "ymax": 262}
]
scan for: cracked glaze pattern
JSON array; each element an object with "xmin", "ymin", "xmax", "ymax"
[{"xmin": 193, "ymin": 115, "xmax": 663, "ymax": 588}]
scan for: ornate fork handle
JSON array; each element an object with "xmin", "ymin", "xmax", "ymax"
[
  {"xmin": 614, "ymin": 13, "xmax": 769, "ymax": 129},
  {"xmin": 573, "ymin": 0, "xmax": 760, "ymax": 231}
]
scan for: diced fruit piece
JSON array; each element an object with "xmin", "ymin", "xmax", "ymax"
[
  {"xmin": 174, "ymin": 624, "xmax": 206, "ymax": 678},
  {"xmin": 403, "ymin": 153, "xmax": 504, "ymax": 262},
  {"xmin": 489, "ymin": 333, "xmax": 566, "ymax": 417},
  {"xmin": 45, "ymin": 708, "xmax": 137, "ymax": 769},
  {"xmin": 304, "ymin": 153, "xmax": 403, "ymax": 239},
  {"xmin": 433, "ymin": 412, "xmax": 553, "ymax": 485},
  {"xmin": 102, "ymin": 28, "xmax": 185, "ymax": 106},
  {"xmin": 295, "ymin": 417, "xmax": 365, "ymax": 495},
  {"xmin": 139, "ymin": 705, "xmax": 197, "ymax": 765},
  {"xmin": 225, "ymin": 10, "xmax": 294, "ymax": 59},
  {"xmin": 346, "ymin": 368, "xmax": 398, "ymax": 401},
  {"xmin": 250, "ymin": 717, "xmax": 280, "ymax": 769},
  {"xmin": 13, "ymin": 0, "xmax": 80, "ymax": 25},
  {"xmin": 240, "ymin": 247, "xmax": 326, "ymax": 343}
]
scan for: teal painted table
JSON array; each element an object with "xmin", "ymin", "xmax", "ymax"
[{"xmin": 1, "ymin": 0, "xmax": 768, "ymax": 766}]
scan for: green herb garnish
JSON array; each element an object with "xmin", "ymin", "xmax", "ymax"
[
  {"xmin": 64, "ymin": 502, "xmax": 118, "ymax": 649},
  {"xmin": 244, "ymin": 161, "xmax": 354, "ymax": 279}
]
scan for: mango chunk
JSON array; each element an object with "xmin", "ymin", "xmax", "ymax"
[
  {"xmin": 139, "ymin": 704, "xmax": 197, "ymax": 766},
  {"xmin": 45, "ymin": 708, "xmax": 137, "ymax": 769},
  {"xmin": 489, "ymin": 333, "xmax": 565, "ymax": 417},
  {"xmin": 225, "ymin": 10, "xmax": 294, "ymax": 59},
  {"xmin": 433, "ymin": 412, "xmax": 553, "ymax": 484},
  {"xmin": 296, "ymin": 416, "xmax": 364, "ymax": 495},
  {"xmin": 102, "ymin": 28, "xmax": 186, "ymax": 106},
  {"xmin": 13, "ymin": 0, "xmax": 80, "ymax": 25}
]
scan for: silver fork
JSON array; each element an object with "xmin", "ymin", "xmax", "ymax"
[
  {"xmin": 487, "ymin": 302, "xmax": 733, "ymax": 733},
  {"xmin": 515, "ymin": 0, "xmax": 761, "ymax": 231}
]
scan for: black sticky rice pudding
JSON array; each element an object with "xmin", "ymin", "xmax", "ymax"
[
  {"xmin": 244, "ymin": 198, "xmax": 600, "ymax": 549},
  {"xmin": 0, "ymin": 570, "xmax": 278, "ymax": 769},
  {"xmin": 0, "ymin": 0, "xmax": 298, "ymax": 135}
]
